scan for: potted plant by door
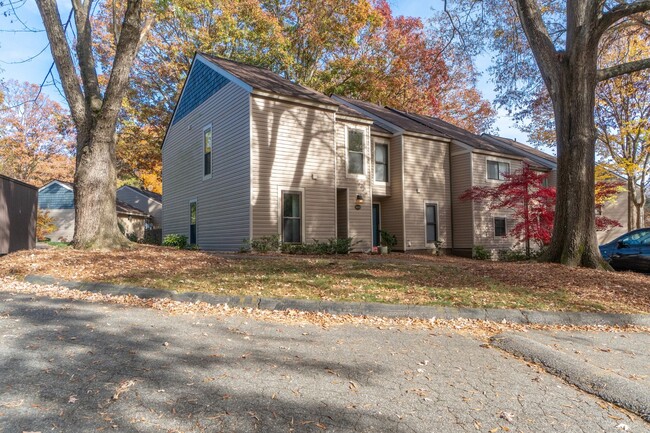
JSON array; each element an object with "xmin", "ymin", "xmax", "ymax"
[{"xmin": 379, "ymin": 230, "xmax": 397, "ymax": 254}]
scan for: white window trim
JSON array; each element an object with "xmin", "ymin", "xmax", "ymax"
[
  {"xmin": 203, "ymin": 124, "xmax": 213, "ymax": 181},
  {"xmin": 485, "ymin": 157, "xmax": 511, "ymax": 182},
  {"xmin": 189, "ymin": 198, "xmax": 198, "ymax": 244},
  {"xmin": 423, "ymin": 201, "xmax": 440, "ymax": 246},
  {"xmin": 277, "ymin": 186, "xmax": 306, "ymax": 244},
  {"xmin": 373, "ymin": 139, "xmax": 390, "ymax": 185},
  {"xmin": 345, "ymin": 125, "xmax": 367, "ymax": 179},
  {"xmin": 494, "ymin": 216, "xmax": 507, "ymax": 238}
]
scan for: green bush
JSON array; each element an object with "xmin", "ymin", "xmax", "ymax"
[
  {"xmin": 497, "ymin": 248, "xmax": 529, "ymax": 262},
  {"xmin": 248, "ymin": 234, "xmax": 281, "ymax": 253},
  {"xmin": 162, "ymin": 234, "xmax": 188, "ymax": 249},
  {"xmin": 126, "ymin": 232, "xmax": 139, "ymax": 242},
  {"xmin": 472, "ymin": 245, "xmax": 492, "ymax": 260},
  {"xmin": 281, "ymin": 238, "xmax": 358, "ymax": 255},
  {"xmin": 380, "ymin": 230, "xmax": 397, "ymax": 252}
]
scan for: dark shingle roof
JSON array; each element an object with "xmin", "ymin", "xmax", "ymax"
[
  {"xmin": 389, "ymin": 109, "xmax": 521, "ymax": 157},
  {"xmin": 332, "ymin": 95, "xmax": 443, "ymax": 136},
  {"xmin": 123, "ymin": 185, "xmax": 162, "ymax": 203},
  {"xmin": 116, "ymin": 200, "xmax": 149, "ymax": 217},
  {"xmin": 200, "ymin": 54, "xmax": 337, "ymax": 107},
  {"xmin": 336, "ymin": 103, "xmax": 373, "ymax": 121},
  {"xmin": 482, "ymin": 134, "xmax": 556, "ymax": 169}
]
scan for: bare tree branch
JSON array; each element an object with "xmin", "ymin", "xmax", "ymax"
[
  {"xmin": 597, "ymin": 57, "xmax": 650, "ymax": 81},
  {"xmin": 101, "ymin": 0, "xmax": 149, "ymax": 122},
  {"xmin": 36, "ymin": 0, "xmax": 86, "ymax": 127},
  {"xmin": 512, "ymin": 0, "xmax": 561, "ymax": 91},
  {"xmin": 598, "ymin": 1, "xmax": 650, "ymax": 36},
  {"xmin": 72, "ymin": 0, "xmax": 102, "ymax": 111}
]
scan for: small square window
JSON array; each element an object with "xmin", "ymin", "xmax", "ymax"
[
  {"xmin": 487, "ymin": 160, "xmax": 509, "ymax": 180},
  {"xmin": 494, "ymin": 217, "xmax": 507, "ymax": 237}
]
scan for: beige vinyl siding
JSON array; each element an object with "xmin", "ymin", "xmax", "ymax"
[
  {"xmin": 402, "ymin": 135, "xmax": 451, "ymax": 250},
  {"xmin": 116, "ymin": 187, "xmax": 162, "ymax": 228},
  {"xmin": 548, "ymin": 169, "xmax": 558, "ymax": 188},
  {"xmin": 251, "ymin": 96, "xmax": 336, "ymax": 243},
  {"xmin": 471, "ymin": 153, "xmax": 522, "ymax": 251},
  {"xmin": 378, "ymin": 135, "xmax": 405, "ymax": 250},
  {"xmin": 450, "ymin": 150, "xmax": 474, "ymax": 251},
  {"xmin": 598, "ymin": 189, "xmax": 629, "ymax": 244},
  {"xmin": 162, "ymin": 81, "xmax": 250, "ymax": 251},
  {"xmin": 334, "ymin": 120, "xmax": 372, "ymax": 250}
]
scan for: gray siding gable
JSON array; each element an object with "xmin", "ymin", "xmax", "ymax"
[
  {"xmin": 172, "ymin": 60, "xmax": 232, "ymax": 125},
  {"xmin": 39, "ymin": 182, "xmax": 74, "ymax": 209}
]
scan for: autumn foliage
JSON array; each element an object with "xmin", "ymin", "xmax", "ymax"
[{"xmin": 460, "ymin": 165, "xmax": 622, "ymax": 249}]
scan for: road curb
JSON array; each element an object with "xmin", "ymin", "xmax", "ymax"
[
  {"xmin": 491, "ymin": 332, "xmax": 650, "ymax": 421},
  {"xmin": 23, "ymin": 274, "xmax": 650, "ymax": 327}
]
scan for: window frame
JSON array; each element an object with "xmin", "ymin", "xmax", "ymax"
[
  {"xmin": 424, "ymin": 202, "xmax": 439, "ymax": 245},
  {"xmin": 203, "ymin": 124, "xmax": 213, "ymax": 180},
  {"xmin": 277, "ymin": 187, "xmax": 305, "ymax": 244},
  {"xmin": 189, "ymin": 199, "xmax": 197, "ymax": 245},
  {"xmin": 486, "ymin": 159, "xmax": 510, "ymax": 181},
  {"xmin": 374, "ymin": 141, "xmax": 389, "ymax": 184},
  {"xmin": 494, "ymin": 217, "xmax": 507, "ymax": 237},
  {"xmin": 346, "ymin": 126, "xmax": 366, "ymax": 178}
]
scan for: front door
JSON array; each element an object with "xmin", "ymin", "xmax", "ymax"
[{"xmin": 372, "ymin": 203, "xmax": 381, "ymax": 247}]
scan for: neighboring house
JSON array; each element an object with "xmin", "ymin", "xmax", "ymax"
[
  {"xmin": 117, "ymin": 185, "xmax": 163, "ymax": 229},
  {"xmin": 38, "ymin": 180, "xmax": 151, "ymax": 242},
  {"xmin": 0, "ymin": 174, "xmax": 37, "ymax": 254},
  {"xmin": 161, "ymin": 53, "xmax": 633, "ymax": 254}
]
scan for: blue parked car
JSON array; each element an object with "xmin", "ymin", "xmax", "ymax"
[{"xmin": 599, "ymin": 228, "xmax": 650, "ymax": 272}]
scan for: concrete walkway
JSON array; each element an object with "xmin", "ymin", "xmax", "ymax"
[{"xmin": 1, "ymin": 291, "xmax": 648, "ymax": 433}]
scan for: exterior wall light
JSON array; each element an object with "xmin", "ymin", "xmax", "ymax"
[{"xmin": 355, "ymin": 194, "xmax": 364, "ymax": 210}]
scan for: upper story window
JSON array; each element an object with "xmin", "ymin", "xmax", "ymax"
[
  {"xmin": 347, "ymin": 128, "xmax": 365, "ymax": 175},
  {"xmin": 203, "ymin": 125, "xmax": 212, "ymax": 179},
  {"xmin": 487, "ymin": 160, "xmax": 510, "ymax": 180},
  {"xmin": 374, "ymin": 143, "xmax": 388, "ymax": 182}
]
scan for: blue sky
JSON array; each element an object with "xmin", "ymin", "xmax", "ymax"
[{"xmin": 0, "ymin": 0, "xmax": 527, "ymax": 142}]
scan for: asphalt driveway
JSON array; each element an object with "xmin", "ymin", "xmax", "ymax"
[{"xmin": 1, "ymin": 291, "xmax": 648, "ymax": 433}]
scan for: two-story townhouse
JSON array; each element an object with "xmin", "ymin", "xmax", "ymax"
[
  {"xmin": 116, "ymin": 185, "xmax": 163, "ymax": 229},
  {"xmin": 166, "ymin": 53, "xmax": 623, "ymax": 255}
]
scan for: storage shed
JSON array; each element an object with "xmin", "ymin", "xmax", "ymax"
[{"xmin": 0, "ymin": 175, "xmax": 38, "ymax": 254}]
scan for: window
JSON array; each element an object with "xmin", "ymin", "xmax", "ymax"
[
  {"xmin": 617, "ymin": 229, "xmax": 650, "ymax": 247},
  {"xmin": 425, "ymin": 204, "xmax": 438, "ymax": 243},
  {"xmin": 282, "ymin": 191, "xmax": 302, "ymax": 243},
  {"xmin": 494, "ymin": 217, "xmax": 507, "ymax": 237},
  {"xmin": 189, "ymin": 201, "xmax": 197, "ymax": 244},
  {"xmin": 487, "ymin": 160, "xmax": 510, "ymax": 180},
  {"xmin": 347, "ymin": 128, "xmax": 364, "ymax": 175},
  {"xmin": 374, "ymin": 143, "xmax": 388, "ymax": 182},
  {"xmin": 203, "ymin": 125, "xmax": 212, "ymax": 178}
]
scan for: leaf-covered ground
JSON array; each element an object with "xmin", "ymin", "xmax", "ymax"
[{"xmin": 1, "ymin": 246, "xmax": 649, "ymax": 314}]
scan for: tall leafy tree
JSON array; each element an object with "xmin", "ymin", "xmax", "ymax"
[
  {"xmin": 0, "ymin": 80, "xmax": 75, "ymax": 186},
  {"xmin": 36, "ymin": 0, "xmax": 155, "ymax": 248},
  {"xmin": 595, "ymin": 29, "xmax": 650, "ymax": 231},
  {"xmin": 443, "ymin": 1, "xmax": 650, "ymax": 267}
]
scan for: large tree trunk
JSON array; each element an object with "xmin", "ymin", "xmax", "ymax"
[
  {"xmin": 73, "ymin": 126, "xmax": 128, "ymax": 249},
  {"xmin": 543, "ymin": 46, "xmax": 608, "ymax": 268}
]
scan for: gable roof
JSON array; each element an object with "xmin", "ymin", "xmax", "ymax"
[
  {"xmin": 200, "ymin": 53, "xmax": 338, "ymax": 108},
  {"xmin": 116, "ymin": 200, "xmax": 150, "ymax": 217},
  {"xmin": 389, "ymin": 109, "xmax": 522, "ymax": 157},
  {"xmin": 481, "ymin": 134, "xmax": 557, "ymax": 170},
  {"xmin": 119, "ymin": 185, "xmax": 162, "ymax": 203},
  {"xmin": 39, "ymin": 179, "xmax": 74, "ymax": 191},
  {"xmin": 332, "ymin": 95, "xmax": 444, "ymax": 136}
]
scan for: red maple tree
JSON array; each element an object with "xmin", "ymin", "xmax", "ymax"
[{"xmin": 460, "ymin": 164, "xmax": 622, "ymax": 254}]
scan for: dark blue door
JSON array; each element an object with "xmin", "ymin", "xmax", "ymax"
[{"xmin": 372, "ymin": 204, "xmax": 380, "ymax": 247}]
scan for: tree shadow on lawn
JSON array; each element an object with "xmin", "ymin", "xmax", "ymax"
[{"xmin": 0, "ymin": 295, "xmax": 396, "ymax": 433}]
